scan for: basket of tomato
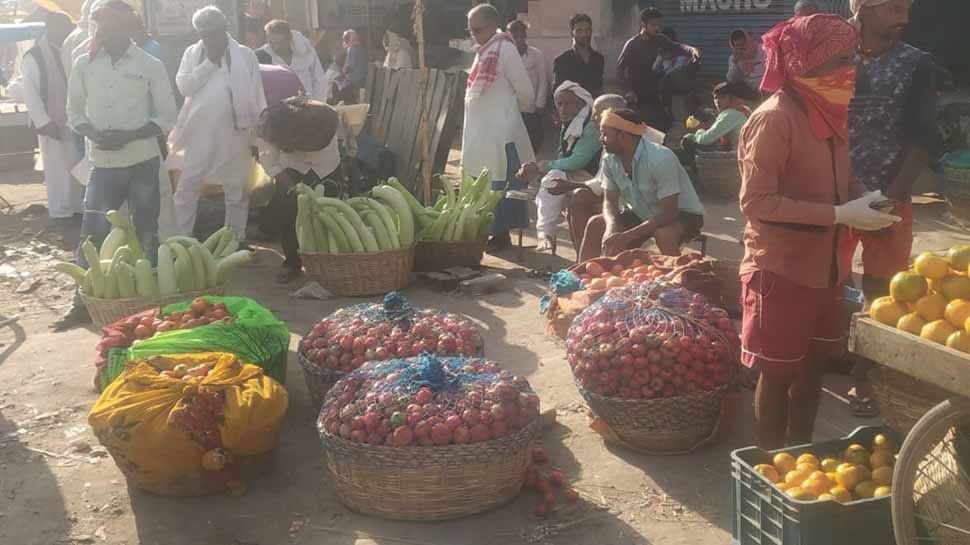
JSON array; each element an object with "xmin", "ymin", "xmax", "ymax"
[{"xmin": 317, "ymin": 355, "xmax": 541, "ymax": 520}]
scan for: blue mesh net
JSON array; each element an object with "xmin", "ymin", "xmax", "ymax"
[
  {"xmin": 317, "ymin": 354, "xmax": 541, "ymax": 447},
  {"xmin": 540, "ymin": 270, "xmax": 585, "ymax": 314}
]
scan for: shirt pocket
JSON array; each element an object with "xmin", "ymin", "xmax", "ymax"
[{"xmin": 115, "ymin": 71, "xmax": 149, "ymax": 102}]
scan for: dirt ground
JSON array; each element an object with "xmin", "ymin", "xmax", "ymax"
[{"xmin": 0, "ymin": 166, "xmax": 967, "ymax": 545}]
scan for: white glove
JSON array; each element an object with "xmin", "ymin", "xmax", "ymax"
[{"xmin": 834, "ymin": 191, "xmax": 902, "ymax": 231}]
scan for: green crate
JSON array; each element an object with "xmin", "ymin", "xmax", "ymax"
[{"xmin": 731, "ymin": 426, "xmax": 899, "ymax": 545}]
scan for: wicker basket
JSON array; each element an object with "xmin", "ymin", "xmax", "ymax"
[
  {"xmin": 868, "ymin": 366, "xmax": 950, "ymax": 436},
  {"xmin": 298, "ymin": 352, "xmax": 347, "ymax": 407},
  {"xmin": 942, "ymin": 165, "xmax": 970, "ymax": 223},
  {"xmin": 413, "ymin": 238, "xmax": 486, "ymax": 272},
  {"xmin": 81, "ymin": 284, "xmax": 228, "ymax": 329},
  {"xmin": 696, "ymin": 150, "xmax": 741, "ymax": 200},
  {"xmin": 581, "ymin": 386, "xmax": 726, "ymax": 455},
  {"xmin": 300, "ymin": 246, "xmax": 414, "ymax": 297},
  {"xmin": 321, "ymin": 418, "xmax": 538, "ymax": 520}
]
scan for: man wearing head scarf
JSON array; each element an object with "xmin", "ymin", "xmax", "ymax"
[
  {"xmin": 841, "ymin": 0, "xmax": 938, "ymax": 417},
  {"xmin": 517, "ymin": 81, "xmax": 599, "ymax": 251},
  {"xmin": 57, "ymin": 0, "xmax": 177, "ymax": 329},
  {"xmin": 462, "ymin": 4, "xmax": 536, "ymax": 252},
  {"xmin": 21, "ymin": 11, "xmax": 84, "ymax": 227},
  {"xmin": 258, "ymin": 20, "xmax": 329, "ymax": 102},
  {"xmin": 383, "ymin": 25, "xmax": 413, "ymax": 70},
  {"xmin": 577, "ymin": 108, "xmax": 704, "ymax": 262},
  {"xmin": 337, "ymin": 29, "xmax": 367, "ymax": 103},
  {"xmin": 737, "ymin": 14, "xmax": 900, "ymax": 448},
  {"xmin": 726, "ymin": 29, "xmax": 766, "ymax": 96},
  {"xmin": 168, "ymin": 6, "xmax": 267, "ymax": 243}
]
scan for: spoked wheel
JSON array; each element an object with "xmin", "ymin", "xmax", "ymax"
[{"xmin": 893, "ymin": 398, "xmax": 970, "ymax": 545}]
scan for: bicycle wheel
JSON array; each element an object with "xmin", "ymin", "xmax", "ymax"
[{"xmin": 893, "ymin": 397, "xmax": 970, "ymax": 545}]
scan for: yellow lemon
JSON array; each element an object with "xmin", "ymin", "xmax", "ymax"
[
  {"xmin": 890, "ymin": 272, "xmax": 929, "ymax": 303},
  {"xmin": 872, "ymin": 466, "xmax": 893, "ymax": 487},
  {"xmin": 836, "ymin": 465, "xmax": 865, "ymax": 491},
  {"xmin": 796, "ymin": 453, "xmax": 820, "ymax": 469},
  {"xmin": 855, "ymin": 480, "xmax": 878, "ymax": 499},
  {"xmin": 874, "ymin": 486, "xmax": 892, "ymax": 498},
  {"xmin": 897, "ymin": 312, "xmax": 928, "ymax": 335},
  {"xmin": 870, "ymin": 296, "xmax": 908, "ymax": 326},
  {"xmin": 785, "ymin": 468, "xmax": 812, "ymax": 487},
  {"xmin": 775, "ymin": 481, "xmax": 794, "ymax": 492},
  {"xmin": 914, "ymin": 293, "xmax": 947, "ymax": 322},
  {"xmin": 947, "ymin": 245, "xmax": 970, "ymax": 271},
  {"xmin": 873, "ymin": 434, "xmax": 893, "ymax": 452},
  {"xmin": 796, "ymin": 462, "xmax": 819, "ymax": 474},
  {"xmin": 826, "ymin": 471, "xmax": 839, "ymax": 484},
  {"xmin": 774, "ymin": 452, "xmax": 797, "ymax": 475},
  {"xmin": 829, "ymin": 486, "xmax": 853, "ymax": 503},
  {"xmin": 922, "ymin": 320, "xmax": 957, "ymax": 345},
  {"xmin": 915, "ymin": 252, "xmax": 950, "ymax": 280},
  {"xmin": 821, "ymin": 458, "xmax": 840, "ymax": 473},
  {"xmin": 754, "ymin": 464, "xmax": 781, "ymax": 483},
  {"xmin": 786, "ymin": 487, "xmax": 817, "ymax": 501},
  {"xmin": 947, "ymin": 331, "xmax": 970, "ymax": 353},
  {"xmin": 946, "ymin": 299, "xmax": 970, "ymax": 328},
  {"xmin": 939, "ymin": 274, "xmax": 970, "ymax": 301}
]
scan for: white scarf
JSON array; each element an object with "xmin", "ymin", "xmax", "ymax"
[
  {"xmin": 554, "ymin": 80, "xmax": 594, "ymax": 151},
  {"xmin": 224, "ymin": 37, "xmax": 267, "ymax": 129}
]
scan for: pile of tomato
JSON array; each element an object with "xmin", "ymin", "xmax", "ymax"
[{"xmin": 575, "ymin": 259, "xmax": 670, "ymax": 291}]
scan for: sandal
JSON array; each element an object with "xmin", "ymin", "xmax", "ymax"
[{"xmin": 848, "ymin": 393, "xmax": 879, "ymax": 418}]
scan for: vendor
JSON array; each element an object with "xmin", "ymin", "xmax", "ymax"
[
  {"xmin": 256, "ymin": 96, "xmax": 342, "ymax": 283},
  {"xmin": 680, "ymin": 82, "xmax": 752, "ymax": 166},
  {"xmin": 517, "ymin": 81, "xmax": 601, "ymax": 251},
  {"xmin": 738, "ymin": 14, "xmax": 899, "ymax": 449},
  {"xmin": 577, "ymin": 108, "xmax": 705, "ymax": 262}
]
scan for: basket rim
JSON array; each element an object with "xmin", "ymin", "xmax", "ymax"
[
  {"xmin": 578, "ymin": 383, "xmax": 728, "ymax": 405},
  {"xmin": 299, "ymin": 245, "xmax": 416, "ymax": 259},
  {"xmin": 79, "ymin": 283, "xmax": 228, "ymax": 304},
  {"xmin": 415, "ymin": 238, "xmax": 487, "ymax": 246},
  {"xmin": 319, "ymin": 417, "xmax": 540, "ymax": 457}
]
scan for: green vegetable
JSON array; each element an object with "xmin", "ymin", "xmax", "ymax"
[
  {"xmin": 99, "ymin": 228, "xmax": 127, "ymax": 261},
  {"xmin": 325, "ymin": 211, "xmax": 365, "ymax": 253},
  {"xmin": 360, "ymin": 198, "xmax": 400, "ymax": 249},
  {"xmin": 296, "ymin": 194, "xmax": 317, "ymax": 253},
  {"xmin": 388, "ymin": 177, "xmax": 426, "ymax": 217},
  {"xmin": 105, "ymin": 210, "xmax": 130, "ymax": 229},
  {"xmin": 203, "ymin": 227, "xmax": 229, "ymax": 253},
  {"xmin": 169, "ymin": 242, "xmax": 193, "ymax": 292},
  {"xmin": 315, "ymin": 197, "xmax": 379, "ymax": 252},
  {"xmin": 54, "ymin": 262, "xmax": 87, "ymax": 284},
  {"xmin": 156, "ymin": 244, "xmax": 177, "ymax": 295},
  {"xmin": 187, "ymin": 245, "xmax": 207, "ymax": 290},
  {"xmin": 478, "ymin": 212, "xmax": 495, "ymax": 238},
  {"xmin": 216, "ymin": 250, "xmax": 252, "ymax": 283},
  {"xmin": 134, "ymin": 259, "xmax": 156, "ymax": 297},
  {"xmin": 361, "ymin": 209, "xmax": 392, "ymax": 250},
  {"xmin": 372, "ymin": 185, "xmax": 414, "ymax": 246},
  {"xmin": 82, "ymin": 269, "xmax": 93, "ymax": 294},
  {"xmin": 114, "ymin": 262, "xmax": 135, "ymax": 298},
  {"xmin": 316, "ymin": 212, "xmax": 349, "ymax": 253}
]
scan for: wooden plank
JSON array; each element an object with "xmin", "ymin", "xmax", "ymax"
[
  {"xmin": 850, "ymin": 314, "xmax": 970, "ymax": 398},
  {"xmin": 389, "ymin": 70, "xmax": 423, "ymax": 185},
  {"xmin": 375, "ymin": 69, "xmax": 400, "ymax": 144},
  {"xmin": 429, "ymin": 72, "xmax": 459, "ymax": 167},
  {"xmin": 432, "ymin": 73, "xmax": 467, "ymax": 176},
  {"xmin": 409, "ymin": 69, "xmax": 443, "ymax": 190},
  {"xmin": 363, "ymin": 64, "xmax": 382, "ymax": 136}
]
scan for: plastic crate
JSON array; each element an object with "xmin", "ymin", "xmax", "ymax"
[{"xmin": 731, "ymin": 426, "xmax": 899, "ymax": 545}]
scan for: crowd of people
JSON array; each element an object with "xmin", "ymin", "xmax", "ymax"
[{"xmin": 11, "ymin": 0, "xmax": 939, "ymax": 447}]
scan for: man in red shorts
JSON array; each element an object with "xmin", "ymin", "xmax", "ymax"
[{"xmin": 738, "ymin": 14, "xmax": 900, "ymax": 449}]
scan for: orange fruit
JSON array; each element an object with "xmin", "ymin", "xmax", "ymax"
[
  {"xmin": 946, "ymin": 245, "xmax": 970, "ymax": 271},
  {"xmin": 915, "ymin": 252, "xmax": 950, "ymax": 280},
  {"xmin": 785, "ymin": 467, "xmax": 812, "ymax": 487},
  {"xmin": 872, "ymin": 466, "xmax": 893, "ymax": 486},
  {"xmin": 821, "ymin": 458, "xmax": 840, "ymax": 473},
  {"xmin": 873, "ymin": 434, "xmax": 893, "ymax": 452},
  {"xmin": 897, "ymin": 312, "xmax": 927, "ymax": 335},
  {"xmin": 829, "ymin": 486, "xmax": 853, "ymax": 503},
  {"xmin": 922, "ymin": 320, "xmax": 957, "ymax": 345},
  {"xmin": 775, "ymin": 481, "xmax": 794, "ymax": 492},
  {"xmin": 890, "ymin": 271, "xmax": 929, "ymax": 303},
  {"xmin": 774, "ymin": 453, "xmax": 797, "ymax": 475},
  {"xmin": 946, "ymin": 299, "xmax": 970, "ymax": 327},
  {"xmin": 914, "ymin": 293, "xmax": 947, "ymax": 322},
  {"xmin": 754, "ymin": 464, "xmax": 781, "ymax": 483},
  {"xmin": 874, "ymin": 486, "xmax": 892, "ymax": 497},
  {"xmin": 796, "ymin": 453, "xmax": 820, "ymax": 469},
  {"xmin": 946, "ymin": 331, "xmax": 970, "ymax": 353},
  {"xmin": 817, "ymin": 493, "xmax": 835, "ymax": 501},
  {"xmin": 855, "ymin": 480, "xmax": 878, "ymax": 499},
  {"xmin": 844, "ymin": 444, "xmax": 868, "ymax": 460},
  {"xmin": 802, "ymin": 478, "xmax": 830, "ymax": 497},
  {"xmin": 836, "ymin": 464, "xmax": 865, "ymax": 491},
  {"xmin": 870, "ymin": 297, "xmax": 907, "ymax": 326},
  {"xmin": 786, "ymin": 487, "xmax": 816, "ymax": 501},
  {"xmin": 870, "ymin": 450, "xmax": 895, "ymax": 470},
  {"xmin": 939, "ymin": 274, "xmax": 970, "ymax": 301}
]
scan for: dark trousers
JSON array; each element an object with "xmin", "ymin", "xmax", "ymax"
[
  {"xmin": 267, "ymin": 166, "xmax": 342, "ymax": 271},
  {"xmin": 659, "ymin": 63, "xmax": 700, "ymax": 119},
  {"xmin": 522, "ymin": 112, "xmax": 545, "ymax": 153}
]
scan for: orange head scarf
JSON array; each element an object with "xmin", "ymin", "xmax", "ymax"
[{"xmin": 760, "ymin": 14, "xmax": 859, "ymax": 142}]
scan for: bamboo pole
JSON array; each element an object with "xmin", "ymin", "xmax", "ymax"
[{"xmin": 413, "ymin": 0, "xmax": 432, "ymax": 205}]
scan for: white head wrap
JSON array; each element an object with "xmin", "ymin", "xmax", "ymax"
[{"xmin": 554, "ymin": 80, "xmax": 595, "ymax": 146}]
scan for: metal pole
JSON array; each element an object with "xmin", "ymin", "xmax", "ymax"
[{"xmin": 413, "ymin": 0, "xmax": 432, "ymax": 204}]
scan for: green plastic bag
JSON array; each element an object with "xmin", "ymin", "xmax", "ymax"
[{"xmin": 126, "ymin": 297, "xmax": 289, "ymax": 384}]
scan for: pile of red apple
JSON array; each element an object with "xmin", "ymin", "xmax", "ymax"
[
  {"xmin": 317, "ymin": 357, "xmax": 541, "ymax": 447},
  {"xmin": 300, "ymin": 305, "xmax": 483, "ymax": 374},
  {"xmin": 524, "ymin": 446, "xmax": 580, "ymax": 517},
  {"xmin": 566, "ymin": 282, "xmax": 738, "ymax": 399}
]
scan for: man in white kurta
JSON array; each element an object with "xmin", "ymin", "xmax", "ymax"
[
  {"xmin": 168, "ymin": 6, "xmax": 267, "ymax": 242},
  {"xmin": 258, "ymin": 20, "xmax": 330, "ymax": 102},
  {"xmin": 21, "ymin": 11, "xmax": 84, "ymax": 223},
  {"xmin": 462, "ymin": 4, "xmax": 535, "ymax": 250}
]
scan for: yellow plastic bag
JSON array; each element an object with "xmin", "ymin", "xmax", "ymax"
[{"xmin": 89, "ymin": 353, "xmax": 289, "ymax": 496}]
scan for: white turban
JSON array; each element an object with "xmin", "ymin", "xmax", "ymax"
[
  {"xmin": 554, "ymin": 80, "xmax": 595, "ymax": 145},
  {"xmin": 192, "ymin": 5, "xmax": 228, "ymax": 33},
  {"xmin": 850, "ymin": 0, "xmax": 891, "ymax": 15}
]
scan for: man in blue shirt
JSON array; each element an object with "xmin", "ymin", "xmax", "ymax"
[{"xmin": 578, "ymin": 108, "xmax": 704, "ymax": 262}]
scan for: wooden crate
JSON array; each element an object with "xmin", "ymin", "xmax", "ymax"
[
  {"xmin": 0, "ymin": 107, "xmax": 37, "ymax": 172},
  {"xmin": 849, "ymin": 314, "xmax": 970, "ymax": 399}
]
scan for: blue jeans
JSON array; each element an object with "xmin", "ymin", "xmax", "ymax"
[{"xmin": 77, "ymin": 157, "xmax": 161, "ymax": 268}]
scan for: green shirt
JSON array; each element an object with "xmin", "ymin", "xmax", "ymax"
[
  {"xmin": 68, "ymin": 44, "xmax": 177, "ymax": 168},
  {"xmin": 684, "ymin": 108, "xmax": 747, "ymax": 149},
  {"xmin": 602, "ymin": 138, "xmax": 705, "ymax": 220},
  {"xmin": 546, "ymin": 119, "xmax": 602, "ymax": 173}
]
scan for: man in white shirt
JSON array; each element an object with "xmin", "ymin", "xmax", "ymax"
[
  {"xmin": 257, "ymin": 97, "xmax": 341, "ymax": 283},
  {"xmin": 21, "ymin": 11, "xmax": 84, "ymax": 226},
  {"xmin": 508, "ymin": 19, "xmax": 548, "ymax": 153},
  {"xmin": 167, "ymin": 6, "xmax": 266, "ymax": 243},
  {"xmin": 463, "ymin": 4, "xmax": 536, "ymax": 251},
  {"xmin": 258, "ymin": 20, "xmax": 330, "ymax": 102},
  {"xmin": 58, "ymin": 0, "xmax": 177, "ymax": 329}
]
